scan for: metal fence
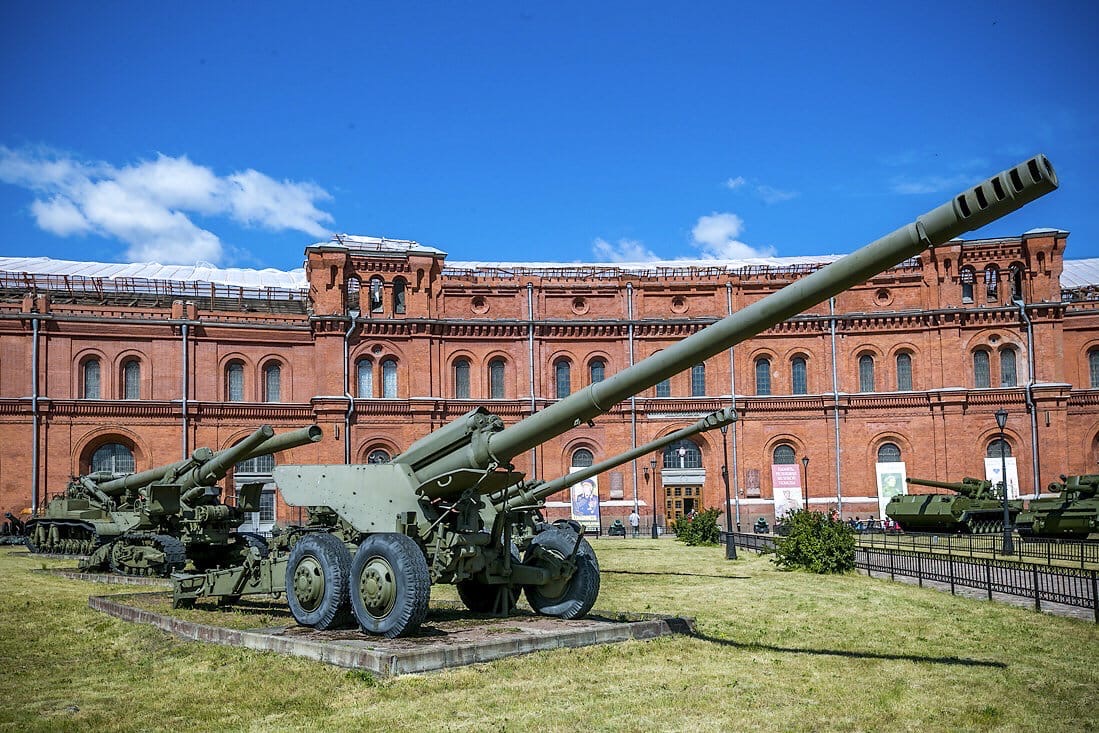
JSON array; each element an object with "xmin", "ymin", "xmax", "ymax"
[{"xmin": 857, "ymin": 531, "xmax": 1099, "ymax": 568}]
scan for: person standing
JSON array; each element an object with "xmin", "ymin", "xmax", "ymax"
[{"xmin": 627, "ymin": 508, "xmax": 640, "ymax": 537}]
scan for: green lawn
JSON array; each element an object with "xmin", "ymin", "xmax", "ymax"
[{"xmin": 1, "ymin": 540, "xmax": 1096, "ymax": 732}]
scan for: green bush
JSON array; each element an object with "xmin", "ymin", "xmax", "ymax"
[
  {"xmin": 771, "ymin": 510, "xmax": 855, "ymax": 573},
  {"xmin": 672, "ymin": 507, "xmax": 722, "ymax": 546}
]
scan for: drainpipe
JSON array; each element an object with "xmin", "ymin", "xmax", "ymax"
[
  {"xmin": 829, "ymin": 297, "xmax": 843, "ymax": 514},
  {"xmin": 1015, "ymin": 298, "xmax": 1041, "ymax": 497},
  {"xmin": 627, "ymin": 282, "xmax": 637, "ymax": 509},
  {"xmin": 31, "ymin": 316, "xmax": 40, "ymax": 515},
  {"xmin": 527, "ymin": 283, "xmax": 537, "ymax": 479},
  {"xmin": 726, "ymin": 283, "xmax": 740, "ymax": 525},
  {"xmin": 344, "ymin": 310, "xmax": 359, "ymax": 464},
  {"xmin": 181, "ymin": 322, "xmax": 189, "ymax": 458}
]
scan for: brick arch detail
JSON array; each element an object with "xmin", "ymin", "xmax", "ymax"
[
  {"xmin": 356, "ymin": 436, "xmax": 402, "ymax": 463},
  {"xmin": 73, "ymin": 347, "xmax": 108, "ymax": 399},
  {"xmin": 74, "ymin": 426, "xmax": 150, "ymax": 475}
]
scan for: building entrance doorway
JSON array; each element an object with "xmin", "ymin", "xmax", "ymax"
[{"xmin": 665, "ymin": 485, "xmax": 699, "ymax": 522}]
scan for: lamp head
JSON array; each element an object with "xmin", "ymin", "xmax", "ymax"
[
  {"xmin": 995, "ymin": 408, "xmax": 1008, "ymax": 430},
  {"xmin": 802, "ymin": 456, "xmax": 809, "ymax": 468}
]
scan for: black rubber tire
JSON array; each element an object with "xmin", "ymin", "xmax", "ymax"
[
  {"xmin": 235, "ymin": 531, "xmax": 271, "ymax": 558},
  {"xmin": 457, "ymin": 580, "xmax": 521, "ymax": 614},
  {"xmin": 108, "ymin": 534, "xmax": 186, "ymax": 577},
  {"xmin": 285, "ymin": 533, "xmax": 353, "ymax": 630},
  {"xmin": 523, "ymin": 526, "xmax": 600, "ymax": 619},
  {"xmin": 349, "ymin": 533, "xmax": 431, "ymax": 638},
  {"xmin": 552, "ymin": 519, "xmax": 584, "ymax": 536}
]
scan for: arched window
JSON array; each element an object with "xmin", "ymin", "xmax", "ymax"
[
  {"xmin": 555, "ymin": 359, "xmax": 571, "ymax": 399},
  {"xmin": 393, "ymin": 277, "xmax": 407, "ymax": 314},
  {"xmin": 1010, "ymin": 264, "xmax": 1024, "ymax": 301},
  {"xmin": 973, "ymin": 349, "xmax": 991, "ymax": 388},
  {"xmin": 896, "ymin": 352, "xmax": 913, "ymax": 391},
  {"xmin": 381, "ymin": 358, "xmax": 398, "ymax": 398},
  {"xmin": 791, "ymin": 356, "xmax": 807, "ymax": 395},
  {"xmin": 122, "ymin": 359, "xmax": 140, "ymax": 400},
  {"xmin": 960, "ymin": 266, "xmax": 976, "ymax": 303},
  {"xmin": 236, "ymin": 453, "xmax": 275, "ymax": 474},
  {"xmin": 571, "ymin": 448, "xmax": 594, "ymax": 468},
  {"xmin": 226, "ymin": 361, "xmax": 244, "ymax": 402},
  {"xmin": 91, "ymin": 443, "xmax": 134, "ymax": 474},
  {"xmin": 356, "ymin": 358, "xmax": 374, "ymax": 398},
  {"xmin": 655, "ymin": 378, "xmax": 671, "ymax": 397},
  {"xmin": 589, "ymin": 358, "xmax": 606, "ymax": 385},
  {"xmin": 83, "ymin": 357, "xmax": 101, "ymax": 399},
  {"xmin": 1089, "ymin": 349, "xmax": 1099, "ymax": 388},
  {"xmin": 369, "ymin": 276, "xmax": 384, "ymax": 313},
  {"xmin": 663, "ymin": 439, "xmax": 701, "ymax": 469},
  {"xmin": 877, "ymin": 443, "xmax": 901, "ymax": 463},
  {"xmin": 1000, "ymin": 348, "xmax": 1017, "ymax": 387},
  {"xmin": 772, "ymin": 444, "xmax": 796, "ymax": 465},
  {"xmin": 263, "ymin": 362, "xmax": 282, "ymax": 403},
  {"xmin": 453, "ymin": 358, "xmax": 471, "ymax": 399},
  {"xmin": 690, "ymin": 363, "xmax": 706, "ymax": 397},
  {"xmin": 987, "ymin": 439, "xmax": 1012, "ymax": 458},
  {"xmin": 367, "ymin": 449, "xmax": 391, "ymax": 464},
  {"xmin": 755, "ymin": 357, "xmax": 771, "ymax": 396},
  {"xmin": 489, "ymin": 358, "xmax": 505, "ymax": 399},
  {"xmin": 346, "ymin": 276, "xmax": 361, "ymax": 314},
  {"xmin": 858, "ymin": 354, "xmax": 875, "ymax": 393},
  {"xmin": 984, "ymin": 265, "xmax": 999, "ymax": 302}
]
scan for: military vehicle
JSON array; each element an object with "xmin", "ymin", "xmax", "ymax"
[
  {"xmin": 1015, "ymin": 475, "xmax": 1099, "ymax": 540},
  {"xmin": 25, "ymin": 425, "xmax": 320, "ymax": 576},
  {"xmin": 172, "ymin": 154, "xmax": 1058, "ymax": 637},
  {"xmin": 885, "ymin": 476, "xmax": 1024, "ymax": 534},
  {"xmin": 0, "ymin": 512, "xmax": 26, "ymax": 545}
]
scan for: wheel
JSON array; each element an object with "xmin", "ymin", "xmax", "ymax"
[
  {"xmin": 523, "ymin": 526, "xmax": 600, "ymax": 619},
  {"xmin": 109, "ymin": 535, "xmax": 186, "ymax": 577},
  {"xmin": 457, "ymin": 581, "xmax": 521, "ymax": 614},
  {"xmin": 285, "ymin": 533, "xmax": 353, "ymax": 630},
  {"xmin": 552, "ymin": 519, "xmax": 584, "ymax": 536},
  {"xmin": 235, "ymin": 532, "xmax": 271, "ymax": 558},
  {"xmin": 349, "ymin": 534, "xmax": 430, "ymax": 638}
]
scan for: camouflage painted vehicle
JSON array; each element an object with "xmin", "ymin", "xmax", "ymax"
[
  {"xmin": 1015, "ymin": 475, "xmax": 1099, "ymax": 540},
  {"xmin": 886, "ymin": 476, "xmax": 1024, "ymax": 534},
  {"xmin": 172, "ymin": 155, "xmax": 1058, "ymax": 637},
  {"xmin": 25, "ymin": 425, "xmax": 320, "ymax": 576}
]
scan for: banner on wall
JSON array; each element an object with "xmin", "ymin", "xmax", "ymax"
[
  {"xmin": 875, "ymin": 462, "xmax": 907, "ymax": 519},
  {"xmin": 569, "ymin": 468, "xmax": 601, "ymax": 522},
  {"xmin": 771, "ymin": 464, "xmax": 804, "ymax": 518},
  {"xmin": 984, "ymin": 457, "xmax": 1020, "ymax": 499}
]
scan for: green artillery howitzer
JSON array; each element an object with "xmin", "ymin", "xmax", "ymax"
[
  {"xmin": 26, "ymin": 425, "xmax": 321, "ymax": 576},
  {"xmin": 886, "ymin": 476, "xmax": 1024, "ymax": 534},
  {"xmin": 173, "ymin": 155, "xmax": 1058, "ymax": 637},
  {"xmin": 1015, "ymin": 475, "xmax": 1099, "ymax": 540}
]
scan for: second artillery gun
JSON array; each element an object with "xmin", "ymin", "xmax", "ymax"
[
  {"xmin": 26, "ymin": 425, "xmax": 321, "ymax": 576},
  {"xmin": 885, "ymin": 476, "xmax": 1024, "ymax": 534},
  {"xmin": 1015, "ymin": 475, "xmax": 1099, "ymax": 540},
  {"xmin": 172, "ymin": 154, "xmax": 1058, "ymax": 637}
]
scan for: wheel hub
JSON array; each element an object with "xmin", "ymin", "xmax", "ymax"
[
  {"xmin": 359, "ymin": 557, "xmax": 396, "ymax": 618},
  {"xmin": 292, "ymin": 557, "xmax": 325, "ymax": 611}
]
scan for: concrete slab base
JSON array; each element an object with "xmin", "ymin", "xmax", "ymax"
[
  {"xmin": 89, "ymin": 592, "xmax": 693, "ymax": 676},
  {"xmin": 38, "ymin": 568, "xmax": 170, "ymax": 587}
]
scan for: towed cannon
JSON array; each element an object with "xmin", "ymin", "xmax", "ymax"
[
  {"xmin": 26, "ymin": 425, "xmax": 321, "ymax": 576},
  {"xmin": 1015, "ymin": 475, "xmax": 1099, "ymax": 540},
  {"xmin": 173, "ymin": 155, "xmax": 1058, "ymax": 636},
  {"xmin": 885, "ymin": 476, "xmax": 1024, "ymax": 534}
]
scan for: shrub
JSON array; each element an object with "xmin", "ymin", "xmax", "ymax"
[
  {"xmin": 771, "ymin": 510, "xmax": 855, "ymax": 573},
  {"xmin": 672, "ymin": 507, "xmax": 722, "ymax": 546}
]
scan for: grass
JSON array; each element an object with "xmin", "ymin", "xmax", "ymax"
[{"xmin": 1, "ymin": 541, "xmax": 1097, "ymax": 732}]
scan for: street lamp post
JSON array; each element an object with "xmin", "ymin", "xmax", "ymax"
[
  {"xmin": 650, "ymin": 457, "xmax": 660, "ymax": 539},
  {"xmin": 801, "ymin": 455, "xmax": 810, "ymax": 512},
  {"xmin": 995, "ymin": 408, "xmax": 1014, "ymax": 554},
  {"xmin": 720, "ymin": 423, "xmax": 736, "ymax": 559}
]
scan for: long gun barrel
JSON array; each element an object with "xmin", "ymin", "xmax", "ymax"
[
  {"xmin": 492, "ymin": 407, "xmax": 736, "ymax": 509},
  {"xmin": 398, "ymin": 155, "xmax": 1058, "ymax": 498},
  {"xmin": 905, "ymin": 476, "xmax": 990, "ymax": 497}
]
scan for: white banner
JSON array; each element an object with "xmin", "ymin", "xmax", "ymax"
[
  {"xmin": 569, "ymin": 469, "xmax": 601, "ymax": 522},
  {"xmin": 771, "ymin": 464, "xmax": 804, "ymax": 518},
  {"xmin": 875, "ymin": 462, "xmax": 907, "ymax": 519},
  {"xmin": 984, "ymin": 457, "xmax": 1020, "ymax": 499}
]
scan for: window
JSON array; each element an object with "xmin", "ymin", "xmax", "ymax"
[
  {"xmin": 235, "ymin": 453, "xmax": 276, "ymax": 524},
  {"xmin": 877, "ymin": 443, "xmax": 901, "ymax": 463},
  {"xmin": 381, "ymin": 358, "xmax": 398, "ymax": 398},
  {"xmin": 1010, "ymin": 265, "xmax": 1024, "ymax": 301},
  {"xmin": 226, "ymin": 361, "xmax": 244, "ymax": 402},
  {"xmin": 973, "ymin": 350, "xmax": 991, "ymax": 388},
  {"xmin": 346, "ymin": 277, "xmax": 361, "ymax": 313},
  {"xmin": 367, "ymin": 449, "xmax": 390, "ymax": 464},
  {"xmin": 1090, "ymin": 349, "xmax": 1099, "ymax": 388},
  {"xmin": 356, "ymin": 358, "xmax": 374, "ymax": 398},
  {"xmin": 393, "ymin": 277, "xmax": 407, "ymax": 314},
  {"xmin": 589, "ymin": 358, "xmax": 606, "ymax": 385},
  {"xmin": 91, "ymin": 443, "xmax": 134, "ymax": 474},
  {"xmin": 655, "ymin": 378, "xmax": 671, "ymax": 397},
  {"xmin": 663, "ymin": 439, "xmax": 701, "ymax": 469},
  {"xmin": 690, "ymin": 363, "xmax": 706, "ymax": 397},
  {"xmin": 984, "ymin": 265, "xmax": 999, "ymax": 302},
  {"xmin": 236, "ymin": 454, "xmax": 275, "ymax": 474},
  {"xmin": 896, "ymin": 353, "xmax": 912, "ymax": 391},
  {"xmin": 369, "ymin": 276, "xmax": 384, "ymax": 313},
  {"xmin": 858, "ymin": 354, "xmax": 875, "ymax": 393},
  {"xmin": 263, "ymin": 363, "xmax": 282, "ymax": 402},
  {"xmin": 960, "ymin": 266, "xmax": 975, "ymax": 303},
  {"xmin": 122, "ymin": 359, "xmax": 140, "ymax": 400},
  {"xmin": 571, "ymin": 449, "xmax": 594, "ymax": 467},
  {"xmin": 1000, "ymin": 348, "xmax": 1017, "ymax": 387},
  {"xmin": 83, "ymin": 358, "xmax": 101, "ymax": 399},
  {"xmin": 489, "ymin": 358, "xmax": 505, "ymax": 399},
  {"xmin": 987, "ymin": 439, "xmax": 1012, "ymax": 459},
  {"xmin": 791, "ymin": 357, "xmax": 807, "ymax": 395},
  {"xmin": 755, "ymin": 357, "xmax": 771, "ymax": 396},
  {"xmin": 772, "ymin": 444, "xmax": 796, "ymax": 465},
  {"xmin": 555, "ymin": 359, "xmax": 571, "ymax": 399},
  {"xmin": 454, "ymin": 358, "xmax": 471, "ymax": 399}
]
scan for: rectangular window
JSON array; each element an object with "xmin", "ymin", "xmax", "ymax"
[
  {"xmin": 655, "ymin": 379, "xmax": 671, "ymax": 398},
  {"xmin": 690, "ymin": 364, "xmax": 706, "ymax": 397},
  {"xmin": 259, "ymin": 491, "xmax": 276, "ymax": 523}
]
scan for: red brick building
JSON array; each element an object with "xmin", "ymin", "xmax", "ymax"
[{"xmin": 2, "ymin": 229, "xmax": 1097, "ymax": 532}]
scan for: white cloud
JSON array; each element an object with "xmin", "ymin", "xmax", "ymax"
[
  {"xmin": 691, "ymin": 212, "xmax": 775, "ymax": 259},
  {"xmin": 890, "ymin": 174, "xmax": 973, "ymax": 195},
  {"xmin": 755, "ymin": 185, "xmax": 798, "ymax": 204},
  {"xmin": 0, "ymin": 146, "xmax": 335, "ymax": 264},
  {"xmin": 592, "ymin": 237, "xmax": 659, "ymax": 263},
  {"xmin": 724, "ymin": 176, "xmax": 747, "ymax": 190}
]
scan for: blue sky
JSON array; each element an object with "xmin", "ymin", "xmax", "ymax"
[{"xmin": 1, "ymin": 1, "xmax": 1095, "ymax": 270}]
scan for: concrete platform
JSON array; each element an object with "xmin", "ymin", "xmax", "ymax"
[
  {"xmin": 89, "ymin": 591, "xmax": 694, "ymax": 676},
  {"xmin": 39, "ymin": 568, "xmax": 170, "ymax": 587}
]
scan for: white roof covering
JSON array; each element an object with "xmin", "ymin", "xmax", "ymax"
[
  {"xmin": 1061, "ymin": 259, "xmax": 1099, "ymax": 290},
  {"xmin": 316, "ymin": 234, "xmax": 447, "ymax": 257},
  {"xmin": 0, "ymin": 256, "xmax": 307, "ymax": 290},
  {"xmin": 446, "ymin": 254, "xmax": 845, "ymax": 272}
]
